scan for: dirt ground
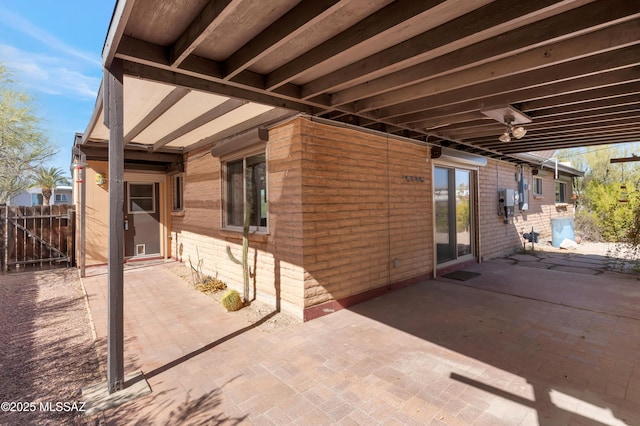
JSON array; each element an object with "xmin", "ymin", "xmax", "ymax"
[{"xmin": 0, "ymin": 269, "xmax": 103, "ymax": 426}]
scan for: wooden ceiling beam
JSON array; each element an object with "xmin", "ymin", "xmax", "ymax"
[
  {"xmin": 389, "ymin": 67, "xmax": 640, "ymax": 125},
  {"xmin": 306, "ymin": 0, "xmax": 595, "ymax": 101},
  {"xmin": 525, "ymin": 122, "xmax": 640, "ymax": 138},
  {"xmin": 481, "ymin": 122, "xmax": 640, "ymax": 145},
  {"xmin": 472, "ymin": 124, "xmax": 640, "ymax": 148},
  {"xmin": 118, "ymin": 35, "xmax": 175, "ymax": 69},
  {"xmin": 118, "ymin": 54, "xmax": 321, "ymax": 115},
  {"xmin": 495, "ymin": 135, "xmax": 640, "ymax": 153},
  {"xmin": 525, "ymin": 94, "xmax": 640, "ymax": 118},
  {"xmin": 409, "ymin": 112, "xmax": 489, "ymax": 131},
  {"xmin": 355, "ymin": 19, "xmax": 640, "ymax": 113},
  {"xmin": 224, "ymin": 0, "xmax": 343, "ymax": 80},
  {"xmin": 125, "ymin": 87, "xmax": 191, "ymax": 145},
  {"xmin": 468, "ymin": 117, "xmax": 640, "ymax": 141},
  {"xmin": 481, "ymin": 136, "xmax": 640, "ymax": 153},
  {"xmin": 78, "ymin": 143, "xmax": 183, "ymax": 163},
  {"xmin": 116, "ymin": 36, "xmax": 350, "ymax": 117},
  {"xmin": 264, "ymin": 0, "xmax": 449, "ymax": 90},
  {"xmin": 533, "ymin": 105, "xmax": 640, "ymax": 124},
  {"xmin": 410, "ymin": 78, "xmax": 640, "ymax": 129},
  {"xmin": 444, "ymin": 106, "xmax": 640, "ymax": 139},
  {"xmin": 152, "ymin": 98, "xmax": 248, "ymax": 151},
  {"xmin": 611, "ymin": 156, "xmax": 640, "ymax": 163},
  {"xmin": 170, "ymin": 0, "xmax": 241, "ymax": 67},
  {"xmin": 119, "ymin": 35, "xmax": 288, "ymax": 94},
  {"xmin": 463, "ymin": 129, "xmax": 640, "ymax": 150},
  {"xmin": 103, "ymin": 0, "xmax": 137, "ymax": 68},
  {"xmin": 430, "ymin": 119, "xmax": 495, "ymax": 134},
  {"xmin": 184, "ymin": 108, "xmax": 297, "ymax": 153},
  {"xmin": 519, "ymin": 81, "xmax": 640, "ymax": 111}
]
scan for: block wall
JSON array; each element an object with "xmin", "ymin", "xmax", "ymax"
[
  {"xmin": 170, "ymin": 116, "xmax": 578, "ymax": 319},
  {"xmin": 172, "ymin": 124, "xmax": 306, "ymax": 319},
  {"xmin": 478, "ymin": 159, "xmax": 575, "ymax": 259},
  {"xmin": 298, "ymin": 119, "xmax": 433, "ymax": 307}
]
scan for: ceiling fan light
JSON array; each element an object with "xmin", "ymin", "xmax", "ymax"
[
  {"xmin": 499, "ymin": 132, "xmax": 511, "ymax": 143},
  {"xmin": 512, "ymin": 126, "xmax": 527, "ymax": 139}
]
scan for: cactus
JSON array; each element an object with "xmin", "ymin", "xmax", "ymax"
[
  {"xmin": 226, "ymin": 175, "xmax": 253, "ymax": 304},
  {"xmin": 221, "ymin": 289, "xmax": 243, "ymax": 312}
]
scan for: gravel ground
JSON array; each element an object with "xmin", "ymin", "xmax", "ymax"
[{"xmin": 0, "ymin": 268, "xmax": 103, "ymax": 426}]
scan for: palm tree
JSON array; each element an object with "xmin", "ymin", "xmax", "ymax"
[{"xmin": 33, "ymin": 167, "xmax": 70, "ymax": 206}]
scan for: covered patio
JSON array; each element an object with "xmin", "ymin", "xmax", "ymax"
[
  {"xmin": 80, "ymin": 246, "xmax": 640, "ymax": 424},
  {"xmin": 75, "ymin": 0, "xmax": 640, "ymax": 402}
]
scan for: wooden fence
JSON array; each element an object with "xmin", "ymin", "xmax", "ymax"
[{"xmin": 0, "ymin": 205, "xmax": 76, "ymax": 273}]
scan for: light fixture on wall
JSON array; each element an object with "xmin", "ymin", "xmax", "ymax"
[
  {"xmin": 481, "ymin": 105, "xmax": 532, "ymax": 143},
  {"xmin": 499, "ymin": 117, "xmax": 527, "ymax": 143},
  {"xmin": 95, "ymin": 173, "xmax": 107, "ymax": 186}
]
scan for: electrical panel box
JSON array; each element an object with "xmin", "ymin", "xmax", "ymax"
[
  {"xmin": 498, "ymin": 189, "xmax": 516, "ymax": 223},
  {"xmin": 519, "ymin": 178, "xmax": 529, "ymax": 211}
]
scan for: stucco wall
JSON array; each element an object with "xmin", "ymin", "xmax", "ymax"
[
  {"xmin": 79, "ymin": 161, "xmax": 172, "ymax": 266},
  {"xmin": 83, "ymin": 161, "xmax": 110, "ymax": 265}
]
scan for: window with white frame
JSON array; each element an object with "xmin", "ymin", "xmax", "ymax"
[
  {"xmin": 533, "ymin": 177, "xmax": 543, "ymax": 196},
  {"xmin": 54, "ymin": 193, "xmax": 69, "ymax": 203},
  {"xmin": 225, "ymin": 152, "xmax": 267, "ymax": 231},
  {"xmin": 555, "ymin": 181, "xmax": 566, "ymax": 204},
  {"xmin": 171, "ymin": 174, "xmax": 183, "ymax": 212}
]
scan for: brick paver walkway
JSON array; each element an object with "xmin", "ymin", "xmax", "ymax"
[{"xmin": 81, "ymin": 256, "xmax": 640, "ymax": 425}]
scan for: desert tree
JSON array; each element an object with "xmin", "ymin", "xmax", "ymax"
[{"xmin": 0, "ymin": 64, "xmax": 55, "ymax": 204}]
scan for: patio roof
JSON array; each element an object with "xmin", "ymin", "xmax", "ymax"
[{"xmin": 80, "ymin": 0, "xmax": 640, "ymax": 162}]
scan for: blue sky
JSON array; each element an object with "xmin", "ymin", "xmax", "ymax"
[{"xmin": 0, "ymin": 0, "xmax": 115, "ymax": 176}]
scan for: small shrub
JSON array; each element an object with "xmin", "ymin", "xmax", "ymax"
[
  {"xmin": 195, "ymin": 276, "xmax": 227, "ymax": 294},
  {"xmin": 221, "ymin": 289, "xmax": 244, "ymax": 312}
]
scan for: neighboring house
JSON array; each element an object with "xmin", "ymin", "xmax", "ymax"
[
  {"xmin": 73, "ymin": 116, "xmax": 581, "ymax": 321},
  {"xmin": 8, "ymin": 186, "xmax": 73, "ymax": 207}
]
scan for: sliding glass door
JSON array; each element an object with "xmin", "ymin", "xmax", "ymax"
[{"xmin": 434, "ymin": 166, "xmax": 473, "ymax": 264}]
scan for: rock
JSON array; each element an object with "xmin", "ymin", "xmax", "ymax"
[{"xmin": 559, "ymin": 239, "xmax": 578, "ymax": 250}]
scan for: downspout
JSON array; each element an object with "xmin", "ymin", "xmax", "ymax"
[
  {"xmin": 80, "ymin": 155, "xmax": 87, "ymax": 277},
  {"xmin": 71, "ymin": 154, "xmax": 87, "ymax": 278},
  {"xmin": 163, "ymin": 181, "xmax": 168, "ymax": 261},
  {"xmin": 476, "ymin": 167, "xmax": 482, "ymax": 263},
  {"xmin": 386, "ymin": 135, "xmax": 392, "ymax": 289}
]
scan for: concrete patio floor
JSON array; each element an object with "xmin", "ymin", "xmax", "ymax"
[{"xmin": 80, "ymin": 248, "xmax": 640, "ymax": 425}]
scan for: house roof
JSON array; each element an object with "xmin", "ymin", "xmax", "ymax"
[
  {"xmin": 81, "ymin": 0, "xmax": 640, "ymax": 163},
  {"xmin": 512, "ymin": 153, "xmax": 584, "ymax": 177}
]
